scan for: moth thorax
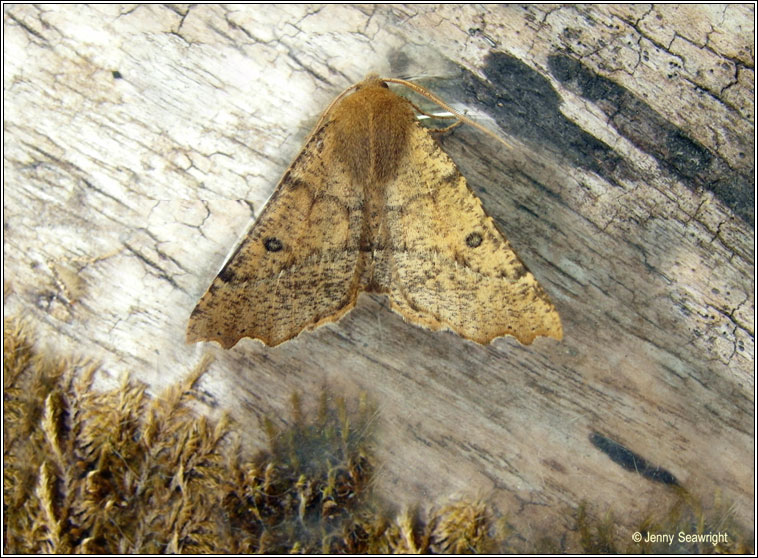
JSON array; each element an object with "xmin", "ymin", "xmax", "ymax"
[{"xmin": 326, "ymin": 84, "xmax": 416, "ymax": 184}]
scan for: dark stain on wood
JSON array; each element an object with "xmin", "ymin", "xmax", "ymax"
[
  {"xmin": 547, "ymin": 53, "xmax": 753, "ymax": 224},
  {"xmin": 590, "ymin": 432, "xmax": 680, "ymax": 486}
]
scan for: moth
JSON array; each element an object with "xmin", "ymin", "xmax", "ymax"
[{"xmin": 187, "ymin": 76, "xmax": 563, "ymax": 348}]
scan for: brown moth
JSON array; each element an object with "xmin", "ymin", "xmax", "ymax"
[{"xmin": 187, "ymin": 76, "xmax": 563, "ymax": 348}]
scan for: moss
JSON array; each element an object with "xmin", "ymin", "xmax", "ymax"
[
  {"xmin": 3, "ymin": 318, "xmax": 752, "ymax": 554},
  {"xmin": 2, "ymin": 318, "xmax": 501, "ymax": 553}
]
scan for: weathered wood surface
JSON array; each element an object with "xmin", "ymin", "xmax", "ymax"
[{"xmin": 4, "ymin": 4, "xmax": 754, "ymax": 546}]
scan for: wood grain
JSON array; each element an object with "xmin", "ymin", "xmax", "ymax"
[{"xmin": 4, "ymin": 4, "xmax": 753, "ymax": 548}]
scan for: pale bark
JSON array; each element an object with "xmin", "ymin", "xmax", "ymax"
[{"xmin": 4, "ymin": 4, "xmax": 753, "ymax": 546}]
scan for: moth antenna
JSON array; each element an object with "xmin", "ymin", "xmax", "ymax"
[
  {"xmin": 405, "ymin": 99, "xmax": 458, "ymax": 121},
  {"xmin": 429, "ymin": 119, "xmax": 464, "ymax": 134},
  {"xmin": 383, "ymin": 77, "xmax": 513, "ymax": 150}
]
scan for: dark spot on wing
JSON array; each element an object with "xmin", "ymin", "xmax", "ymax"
[
  {"xmin": 264, "ymin": 237, "xmax": 283, "ymax": 252},
  {"xmin": 214, "ymin": 239, "xmax": 251, "ymax": 283},
  {"xmin": 217, "ymin": 264, "xmax": 237, "ymax": 283},
  {"xmin": 465, "ymin": 232, "xmax": 483, "ymax": 248}
]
